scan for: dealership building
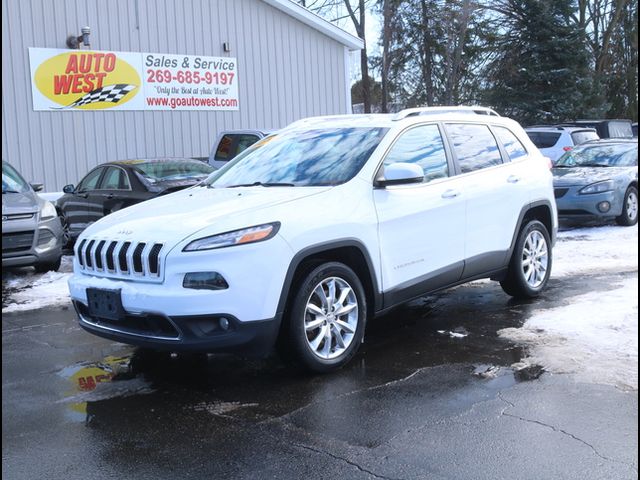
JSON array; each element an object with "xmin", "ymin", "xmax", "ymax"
[{"xmin": 2, "ymin": 0, "xmax": 363, "ymax": 191}]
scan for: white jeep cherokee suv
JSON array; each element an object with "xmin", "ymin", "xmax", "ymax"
[{"xmin": 68, "ymin": 108, "xmax": 557, "ymax": 372}]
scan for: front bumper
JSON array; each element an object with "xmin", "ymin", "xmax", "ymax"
[
  {"xmin": 73, "ymin": 300, "xmax": 281, "ymax": 355},
  {"xmin": 554, "ymin": 187, "xmax": 622, "ymax": 218},
  {"xmin": 2, "ymin": 216, "xmax": 63, "ymax": 268}
]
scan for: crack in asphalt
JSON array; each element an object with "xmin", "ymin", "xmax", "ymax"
[
  {"xmin": 290, "ymin": 442, "xmax": 404, "ymax": 480},
  {"xmin": 265, "ymin": 366, "xmax": 433, "ymax": 425},
  {"xmin": 497, "ymin": 391, "xmax": 638, "ymax": 474}
]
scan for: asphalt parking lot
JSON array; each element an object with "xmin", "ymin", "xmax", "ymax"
[{"xmin": 2, "ymin": 226, "xmax": 638, "ymax": 480}]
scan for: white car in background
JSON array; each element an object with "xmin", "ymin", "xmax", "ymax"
[
  {"xmin": 525, "ymin": 126, "xmax": 599, "ymax": 162},
  {"xmin": 68, "ymin": 107, "xmax": 557, "ymax": 372}
]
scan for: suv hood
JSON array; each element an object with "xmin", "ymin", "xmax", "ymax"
[
  {"xmin": 552, "ymin": 166, "xmax": 634, "ymax": 186},
  {"xmin": 80, "ymin": 186, "xmax": 330, "ymax": 242},
  {"xmin": 2, "ymin": 191, "xmax": 39, "ymax": 215}
]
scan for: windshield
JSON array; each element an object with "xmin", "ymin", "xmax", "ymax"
[
  {"xmin": 131, "ymin": 160, "xmax": 214, "ymax": 183},
  {"xmin": 2, "ymin": 162, "xmax": 31, "ymax": 194},
  {"xmin": 205, "ymin": 127, "xmax": 388, "ymax": 188},
  {"xmin": 554, "ymin": 143, "xmax": 638, "ymax": 167}
]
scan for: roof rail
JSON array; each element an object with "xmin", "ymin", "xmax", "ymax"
[{"xmin": 393, "ymin": 105, "xmax": 500, "ymax": 121}]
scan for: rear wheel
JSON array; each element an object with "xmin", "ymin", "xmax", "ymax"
[
  {"xmin": 616, "ymin": 186, "xmax": 638, "ymax": 226},
  {"xmin": 500, "ymin": 220, "xmax": 552, "ymax": 299},
  {"xmin": 283, "ymin": 262, "xmax": 366, "ymax": 373}
]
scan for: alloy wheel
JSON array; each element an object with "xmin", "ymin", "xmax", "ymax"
[{"xmin": 303, "ymin": 276, "xmax": 358, "ymax": 360}]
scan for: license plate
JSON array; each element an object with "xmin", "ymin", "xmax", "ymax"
[{"xmin": 86, "ymin": 288, "xmax": 125, "ymax": 321}]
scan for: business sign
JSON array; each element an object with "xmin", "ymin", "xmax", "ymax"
[{"xmin": 29, "ymin": 48, "xmax": 238, "ymax": 111}]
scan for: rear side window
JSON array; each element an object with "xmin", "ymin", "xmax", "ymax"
[
  {"xmin": 526, "ymin": 132, "xmax": 561, "ymax": 148},
  {"xmin": 384, "ymin": 124, "xmax": 448, "ymax": 182},
  {"xmin": 101, "ymin": 167, "xmax": 130, "ymax": 190},
  {"xmin": 494, "ymin": 127, "xmax": 528, "ymax": 161},
  {"xmin": 447, "ymin": 124, "xmax": 502, "ymax": 173},
  {"xmin": 571, "ymin": 130, "xmax": 599, "ymax": 145},
  {"xmin": 606, "ymin": 122, "xmax": 633, "ymax": 138},
  {"xmin": 215, "ymin": 134, "xmax": 260, "ymax": 161}
]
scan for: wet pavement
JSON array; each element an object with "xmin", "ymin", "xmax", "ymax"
[{"xmin": 2, "ymin": 271, "xmax": 638, "ymax": 479}]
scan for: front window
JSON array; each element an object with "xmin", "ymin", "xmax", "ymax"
[
  {"xmin": 2, "ymin": 162, "xmax": 30, "ymax": 194},
  {"xmin": 206, "ymin": 127, "xmax": 388, "ymax": 188},
  {"xmin": 555, "ymin": 143, "xmax": 638, "ymax": 167}
]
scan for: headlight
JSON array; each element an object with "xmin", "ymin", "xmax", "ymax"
[
  {"xmin": 40, "ymin": 201, "xmax": 57, "ymax": 220},
  {"xmin": 579, "ymin": 180, "xmax": 614, "ymax": 195},
  {"xmin": 183, "ymin": 222, "xmax": 280, "ymax": 251}
]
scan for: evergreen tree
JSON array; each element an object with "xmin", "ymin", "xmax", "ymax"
[{"xmin": 482, "ymin": 0, "xmax": 603, "ymax": 125}]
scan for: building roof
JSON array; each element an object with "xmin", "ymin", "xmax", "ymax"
[{"xmin": 262, "ymin": 0, "xmax": 364, "ymax": 51}]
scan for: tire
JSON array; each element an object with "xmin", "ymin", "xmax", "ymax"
[
  {"xmin": 282, "ymin": 262, "xmax": 367, "ymax": 373},
  {"xmin": 35, "ymin": 256, "xmax": 62, "ymax": 273},
  {"xmin": 616, "ymin": 186, "xmax": 638, "ymax": 226},
  {"xmin": 500, "ymin": 220, "xmax": 552, "ymax": 299}
]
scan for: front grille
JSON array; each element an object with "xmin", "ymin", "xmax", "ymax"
[
  {"xmin": 554, "ymin": 188, "xmax": 569, "ymax": 199},
  {"xmin": 75, "ymin": 238, "xmax": 165, "ymax": 281},
  {"xmin": 2, "ymin": 231, "xmax": 35, "ymax": 253}
]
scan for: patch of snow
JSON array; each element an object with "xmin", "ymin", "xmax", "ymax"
[
  {"xmin": 553, "ymin": 224, "xmax": 638, "ymax": 277},
  {"xmin": 499, "ymin": 276, "xmax": 638, "ymax": 391},
  {"xmin": 191, "ymin": 401, "xmax": 259, "ymax": 416},
  {"xmin": 2, "ymin": 256, "xmax": 73, "ymax": 313},
  {"xmin": 437, "ymin": 330, "xmax": 468, "ymax": 338}
]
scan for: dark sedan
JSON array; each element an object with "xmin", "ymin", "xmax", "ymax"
[
  {"xmin": 552, "ymin": 139, "xmax": 638, "ymax": 226},
  {"xmin": 57, "ymin": 158, "xmax": 214, "ymax": 245}
]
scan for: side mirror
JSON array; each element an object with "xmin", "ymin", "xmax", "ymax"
[
  {"xmin": 375, "ymin": 163, "xmax": 424, "ymax": 188},
  {"xmin": 63, "ymin": 184, "xmax": 75, "ymax": 194},
  {"xmin": 30, "ymin": 183, "xmax": 44, "ymax": 192}
]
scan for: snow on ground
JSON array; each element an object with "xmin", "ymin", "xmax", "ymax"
[
  {"xmin": 500, "ymin": 224, "xmax": 638, "ymax": 391},
  {"xmin": 553, "ymin": 224, "xmax": 638, "ymax": 277},
  {"xmin": 2, "ymin": 256, "xmax": 73, "ymax": 313},
  {"xmin": 500, "ymin": 276, "xmax": 638, "ymax": 390}
]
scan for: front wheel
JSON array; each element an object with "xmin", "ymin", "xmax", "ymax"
[
  {"xmin": 616, "ymin": 186, "xmax": 638, "ymax": 226},
  {"xmin": 283, "ymin": 262, "xmax": 366, "ymax": 373},
  {"xmin": 35, "ymin": 256, "xmax": 62, "ymax": 273},
  {"xmin": 500, "ymin": 220, "xmax": 552, "ymax": 299}
]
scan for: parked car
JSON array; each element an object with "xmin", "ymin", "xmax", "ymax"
[
  {"xmin": 525, "ymin": 126, "xmax": 599, "ymax": 162},
  {"xmin": 558, "ymin": 119, "xmax": 633, "ymax": 139},
  {"xmin": 57, "ymin": 158, "xmax": 214, "ymax": 245},
  {"xmin": 68, "ymin": 108, "xmax": 557, "ymax": 372},
  {"xmin": 2, "ymin": 161, "xmax": 64, "ymax": 272},
  {"xmin": 207, "ymin": 129, "xmax": 272, "ymax": 169},
  {"xmin": 632, "ymin": 123, "xmax": 638, "ymax": 137},
  {"xmin": 552, "ymin": 138, "xmax": 638, "ymax": 226}
]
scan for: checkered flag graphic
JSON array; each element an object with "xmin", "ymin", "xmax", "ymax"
[{"xmin": 53, "ymin": 84, "xmax": 137, "ymax": 109}]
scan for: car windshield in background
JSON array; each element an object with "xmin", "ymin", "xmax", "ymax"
[
  {"xmin": 526, "ymin": 132, "xmax": 561, "ymax": 148},
  {"xmin": 555, "ymin": 143, "xmax": 638, "ymax": 168},
  {"xmin": 2, "ymin": 162, "xmax": 31, "ymax": 194},
  {"xmin": 206, "ymin": 127, "xmax": 388, "ymax": 188},
  {"xmin": 132, "ymin": 160, "xmax": 214, "ymax": 183}
]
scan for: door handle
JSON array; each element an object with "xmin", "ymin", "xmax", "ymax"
[
  {"xmin": 507, "ymin": 175, "xmax": 521, "ymax": 184},
  {"xmin": 106, "ymin": 194, "xmax": 114, "ymax": 199},
  {"xmin": 441, "ymin": 189, "xmax": 461, "ymax": 199}
]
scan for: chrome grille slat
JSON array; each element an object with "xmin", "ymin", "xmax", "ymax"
[{"xmin": 75, "ymin": 237, "xmax": 164, "ymax": 282}]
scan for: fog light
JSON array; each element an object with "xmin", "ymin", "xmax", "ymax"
[
  {"xmin": 183, "ymin": 272, "xmax": 229, "ymax": 290},
  {"xmin": 597, "ymin": 201, "xmax": 611, "ymax": 213},
  {"xmin": 219, "ymin": 317, "xmax": 230, "ymax": 330}
]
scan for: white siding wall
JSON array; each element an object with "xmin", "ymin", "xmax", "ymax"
[{"xmin": 2, "ymin": 0, "xmax": 349, "ymax": 190}]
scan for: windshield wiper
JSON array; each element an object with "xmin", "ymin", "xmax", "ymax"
[
  {"xmin": 2, "ymin": 189, "xmax": 21, "ymax": 194},
  {"xmin": 225, "ymin": 181, "xmax": 295, "ymax": 188},
  {"xmin": 578, "ymin": 163, "xmax": 609, "ymax": 167}
]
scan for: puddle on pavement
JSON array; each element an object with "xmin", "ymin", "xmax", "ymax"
[{"xmin": 57, "ymin": 354, "xmax": 154, "ymax": 423}]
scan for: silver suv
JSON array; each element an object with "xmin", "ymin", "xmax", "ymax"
[
  {"xmin": 525, "ymin": 126, "xmax": 599, "ymax": 162},
  {"xmin": 2, "ymin": 161, "xmax": 64, "ymax": 272}
]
